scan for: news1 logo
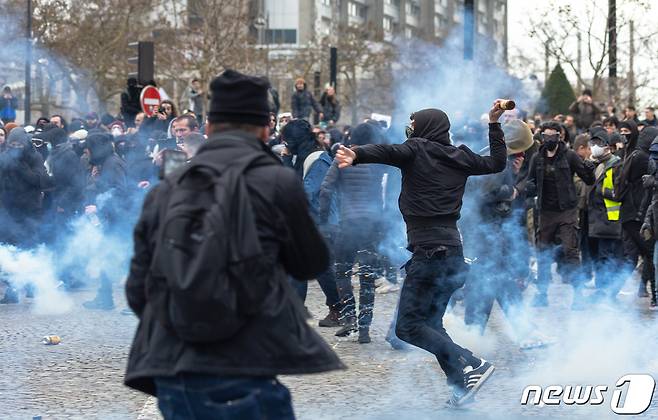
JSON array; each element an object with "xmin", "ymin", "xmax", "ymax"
[{"xmin": 521, "ymin": 374, "xmax": 656, "ymax": 414}]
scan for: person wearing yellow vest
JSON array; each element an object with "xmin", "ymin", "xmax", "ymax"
[{"xmin": 587, "ymin": 130, "xmax": 627, "ymax": 303}]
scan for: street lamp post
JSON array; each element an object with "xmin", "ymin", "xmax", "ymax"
[
  {"xmin": 254, "ymin": 13, "xmax": 270, "ymax": 80},
  {"xmin": 25, "ymin": 0, "xmax": 32, "ymax": 125}
]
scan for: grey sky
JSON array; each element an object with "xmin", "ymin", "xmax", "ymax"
[{"xmin": 507, "ymin": 0, "xmax": 658, "ymax": 106}]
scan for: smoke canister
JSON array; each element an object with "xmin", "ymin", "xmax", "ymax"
[
  {"xmin": 500, "ymin": 100, "xmax": 516, "ymax": 110},
  {"xmin": 42, "ymin": 335, "xmax": 61, "ymax": 345}
]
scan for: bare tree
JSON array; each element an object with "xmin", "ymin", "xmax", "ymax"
[
  {"xmin": 527, "ymin": 0, "xmax": 658, "ymax": 106},
  {"xmin": 156, "ymin": 0, "xmax": 263, "ymax": 110}
]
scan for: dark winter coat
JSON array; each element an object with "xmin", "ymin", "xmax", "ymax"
[
  {"xmin": 291, "ymin": 87, "xmax": 321, "ymax": 120},
  {"xmin": 124, "ymin": 130, "xmax": 343, "ymax": 396},
  {"xmin": 475, "ymin": 157, "xmax": 519, "ymax": 223},
  {"xmin": 47, "ymin": 142, "xmax": 86, "ymax": 215},
  {"xmin": 588, "ymin": 154, "xmax": 623, "ymax": 239},
  {"xmin": 85, "ymin": 133, "xmax": 128, "ymax": 223},
  {"xmin": 0, "ymin": 128, "xmax": 52, "ymax": 217},
  {"xmin": 569, "ymin": 100, "xmax": 601, "ymax": 130},
  {"xmin": 616, "ymin": 126, "xmax": 658, "ymax": 223},
  {"xmin": 319, "ymin": 160, "xmax": 383, "ymax": 224},
  {"xmin": 526, "ymin": 142, "xmax": 596, "ymax": 212},
  {"xmin": 352, "ymin": 109, "xmax": 507, "ymax": 248},
  {"xmin": 319, "ymin": 93, "xmax": 341, "ymax": 123}
]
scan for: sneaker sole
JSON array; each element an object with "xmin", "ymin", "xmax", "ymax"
[{"xmin": 458, "ymin": 364, "xmax": 495, "ymax": 405}]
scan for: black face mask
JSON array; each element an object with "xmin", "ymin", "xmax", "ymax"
[
  {"xmin": 543, "ymin": 134, "xmax": 559, "ymax": 151},
  {"xmin": 7, "ymin": 146, "xmax": 24, "ymax": 160}
]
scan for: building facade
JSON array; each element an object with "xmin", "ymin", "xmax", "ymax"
[{"xmin": 256, "ymin": 0, "xmax": 508, "ymax": 64}]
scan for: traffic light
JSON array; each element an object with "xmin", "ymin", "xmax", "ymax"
[{"xmin": 128, "ymin": 41, "xmax": 154, "ymax": 86}]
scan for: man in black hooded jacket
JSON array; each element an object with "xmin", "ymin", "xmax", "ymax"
[
  {"xmin": 617, "ymin": 123, "xmax": 657, "ymax": 298},
  {"xmin": 82, "ymin": 132, "xmax": 128, "ymax": 310},
  {"xmin": 0, "ymin": 128, "xmax": 52, "ymax": 304},
  {"xmin": 335, "ymin": 101, "xmax": 507, "ymax": 406}
]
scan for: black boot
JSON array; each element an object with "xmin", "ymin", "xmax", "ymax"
[
  {"xmin": 319, "ymin": 305, "xmax": 341, "ymax": 328},
  {"xmin": 358, "ymin": 327, "xmax": 371, "ymax": 344},
  {"xmin": 84, "ymin": 275, "xmax": 115, "ymax": 310},
  {"xmin": 335, "ymin": 317, "xmax": 357, "ymax": 337}
]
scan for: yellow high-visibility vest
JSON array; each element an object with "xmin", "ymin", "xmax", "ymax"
[{"xmin": 603, "ymin": 167, "xmax": 620, "ymax": 221}]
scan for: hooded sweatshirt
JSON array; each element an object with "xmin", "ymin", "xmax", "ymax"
[
  {"xmin": 352, "ymin": 108, "xmax": 507, "ymax": 248},
  {"xmin": 0, "ymin": 128, "xmax": 51, "ymax": 216},
  {"xmin": 617, "ymin": 126, "xmax": 658, "ymax": 223},
  {"xmin": 281, "ymin": 119, "xmax": 322, "ymax": 178}
]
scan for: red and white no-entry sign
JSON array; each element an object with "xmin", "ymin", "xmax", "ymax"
[{"xmin": 140, "ymin": 85, "xmax": 161, "ymax": 117}]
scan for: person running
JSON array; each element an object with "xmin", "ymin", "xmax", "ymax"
[{"xmin": 334, "ymin": 100, "xmax": 507, "ymax": 406}]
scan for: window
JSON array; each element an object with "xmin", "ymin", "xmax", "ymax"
[
  {"xmin": 383, "ymin": 16, "xmax": 392, "ymax": 32},
  {"xmin": 322, "ymin": 0, "xmax": 331, "ymax": 5},
  {"xmin": 348, "ymin": 2, "xmax": 357, "ymax": 17},
  {"xmin": 265, "ymin": 29, "xmax": 297, "ymax": 44}
]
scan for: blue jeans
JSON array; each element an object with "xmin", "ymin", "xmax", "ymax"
[{"xmin": 154, "ymin": 375, "xmax": 295, "ymax": 420}]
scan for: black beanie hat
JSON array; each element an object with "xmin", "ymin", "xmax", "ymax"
[{"xmin": 208, "ymin": 69, "xmax": 270, "ymax": 126}]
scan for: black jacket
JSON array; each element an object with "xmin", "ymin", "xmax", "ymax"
[
  {"xmin": 475, "ymin": 157, "xmax": 519, "ymax": 223},
  {"xmin": 588, "ymin": 154, "xmax": 623, "ymax": 239},
  {"xmin": 569, "ymin": 100, "xmax": 600, "ymax": 130},
  {"xmin": 526, "ymin": 142, "xmax": 595, "ymax": 212},
  {"xmin": 0, "ymin": 128, "xmax": 52, "ymax": 217},
  {"xmin": 353, "ymin": 111, "xmax": 507, "ymax": 248},
  {"xmin": 124, "ymin": 130, "xmax": 343, "ymax": 396},
  {"xmin": 47, "ymin": 142, "xmax": 86, "ymax": 214},
  {"xmin": 319, "ymin": 93, "xmax": 341, "ymax": 122},
  {"xmin": 291, "ymin": 87, "xmax": 321, "ymax": 120},
  {"xmin": 616, "ymin": 126, "xmax": 658, "ymax": 223},
  {"xmin": 319, "ymin": 160, "xmax": 383, "ymax": 223},
  {"xmin": 85, "ymin": 133, "xmax": 128, "ymax": 223}
]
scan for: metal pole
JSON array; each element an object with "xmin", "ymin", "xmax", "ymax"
[
  {"xmin": 266, "ymin": 12, "xmax": 270, "ymax": 80},
  {"xmin": 608, "ymin": 0, "xmax": 617, "ymax": 102},
  {"xmin": 463, "ymin": 0, "xmax": 474, "ymax": 60},
  {"xmin": 628, "ymin": 20, "xmax": 635, "ymax": 107},
  {"xmin": 24, "ymin": 0, "xmax": 32, "ymax": 125}
]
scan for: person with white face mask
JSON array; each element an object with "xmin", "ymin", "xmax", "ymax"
[{"xmin": 586, "ymin": 129, "xmax": 626, "ymax": 304}]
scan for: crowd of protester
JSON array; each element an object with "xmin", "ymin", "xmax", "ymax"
[{"xmin": 0, "ymin": 79, "xmax": 655, "ymax": 337}]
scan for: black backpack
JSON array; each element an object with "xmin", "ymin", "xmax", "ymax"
[{"xmin": 148, "ymin": 150, "xmax": 274, "ymax": 343}]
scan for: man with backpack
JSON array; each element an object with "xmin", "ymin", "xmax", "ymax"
[{"xmin": 123, "ymin": 70, "xmax": 343, "ymax": 419}]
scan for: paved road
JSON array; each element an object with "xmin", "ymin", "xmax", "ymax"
[{"xmin": 1, "ymin": 277, "xmax": 657, "ymax": 419}]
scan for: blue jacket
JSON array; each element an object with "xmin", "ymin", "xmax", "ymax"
[{"xmin": 304, "ymin": 151, "xmax": 338, "ymax": 225}]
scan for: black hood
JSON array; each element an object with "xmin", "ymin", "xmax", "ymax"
[
  {"xmin": 619, "ymin": 120, "xmax": 639, "ymax": 152},
  {"xmin": 86, "ymin": 132, "xmax": 115, "ymax": 165},
  {"xmin": 412, "ymin": 108, "xmax": 451, "ymax": 145},
  {"xmin": 281, "ymin": 119, "xmax": 315, "ymax": 154},
  {"xmin": 5, "ymin": 127, "xmax": 35, "ymax": 161},
  {"xmin": 638, "ymin": 127, "xmax": 658, "ymax": 153}
]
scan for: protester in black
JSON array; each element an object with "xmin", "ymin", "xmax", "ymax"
[
  {"xmin": 124, "ymin": 70, "xmax": 343, "ymax": 419},
  {"xmin": 335, "ymin": 101, "xmax": 507, "ymax": 406},
  {"xmin": 525, "ymin": 122, "xmax": 595, "ymax": 308},
  {"xmin": 0, "ymin": 128, "xmax": 52, "ymax": 303},
  {"xmin": 617, "ymin": 124, "xmax": 657, "ymax": 298},
  {"xmin": 82, "ymin": 132, "xmax": 128, "ymax": 310},
  {"xmin": 464, "ymin": 120, "xmax": 541, "ymax": 346}
]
